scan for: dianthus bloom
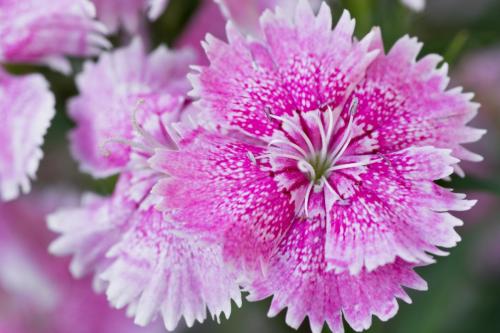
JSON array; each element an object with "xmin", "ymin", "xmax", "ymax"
[
  {"xmin": 0, "ymin": 191, "xmax": 164, "ymax": 333},
  {"xmin": 0, "ymin": 69, "xmax": 55, "ymax": 201},
  {"xmin": 150, "ymin": 1, "xmax": 483, "ymax": 331},
  {"xmin": 68, "ymin": 38, "xmax": 192, "ymax": 177},
  {"xmin": 91, "ymin": 0, "xmax": 169, "ymax": 33},
  {"xmin": 0, "ymin": 0, "xmax": 109, "ymax": 73},
  {"xmin": 49, "ymin": 40, "xmax": 241, "ymax": 331}
]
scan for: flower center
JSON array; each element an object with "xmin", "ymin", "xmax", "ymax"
[{"xmin": 258, "ymin": 98, "xmax": 380, "ymax": 216}]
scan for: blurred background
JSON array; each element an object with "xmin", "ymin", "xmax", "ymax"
[{"xmin": 2, "ymin": 0, "xmax": 500, "ymax": 332}]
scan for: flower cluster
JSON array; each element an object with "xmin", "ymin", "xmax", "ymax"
[{"xmin": 1, "ymin": 0, "xmax": 484, "ymax": 333}]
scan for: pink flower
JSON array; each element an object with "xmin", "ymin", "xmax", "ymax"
[
  {"xmin": 50, "ymin": 40, "xmax": 241, "ymax": 331},
  {"xmin": 0, "ymin": 191, "xmax": 164, "ymax": 333},
  {"xmin": 401, "ymin": 0, "xmax": 425, "ymax": 12},
  {"xmin": 68, "ymin": 38, "xmax": 194, "ymax": 178},
  {"xmin": 91, "ymin": 0, "xmax": 169, "ymax": 33},
  {"xmin": 0, "ymin": 69, "xmax": 55, "ymax": 201},
  {"xmin": 216, "ymin": 0, "xmax": 322, "ymax": 36},
  {"xmin": 150, "ymin": 1, "xmax": 483, "ymax": 331},
  {"xmin": 0, "ymin": 0, "xmax": 110, "ymax": 74}
]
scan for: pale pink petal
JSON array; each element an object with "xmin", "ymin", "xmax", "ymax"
[
  {"xmin": 0, "ymin": 0, "xmax": 110, "ymax": 73},
  {"xmin": 91, "ymin": 0, "xmax": 169, "ymax": 33},
  {"xmin": 68, "ymin": 38, "xmax": 193, "ymax": 177},
  {"xmin": 101, "ymin": 207, "xmax": 241, "ymax": 331},
  {"xmin": 0, "ymin": 70, "xmax": 55, "ymax": 201},
  {"xmin": 0, "ymin": 191, "xmax": 162, "ymax": 333},
  {"xmin": 150, "ymin": 129, "xmax": 295, "ymax": 273},
  {"xmin": 247, "ymin": 215, "xmax": 427, "ymax": 333},
  {"xmin": 324, "ymin": 147, "xmax": 475, "ymax": 274},
  {"xmin": 48, "ymin": 175, "xmax": 137, "ymax": 281}
]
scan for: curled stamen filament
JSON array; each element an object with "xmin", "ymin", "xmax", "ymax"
[
  {"xmin": 100, "ymin": 137, "xmax": 152, "ymax": 156},
  {"xmin": 298, "ymin": 160, "xmax": 317, "ymax": 181}
]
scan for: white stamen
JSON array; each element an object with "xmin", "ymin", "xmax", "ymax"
[
  {"xmin": 329, "ymin": 98, "xmax": 359, "ymax": 165},
  {"xmin": 100, "ymin": 137, "xmax": 151, "ymax": 156},
  {"xmin": 322, "ymin": 176, "xmax": 341, "ymax": 200},
  {"xmin": 326, "ymin": 158, "xmax": 382, "ymax": 173},
  {"xmin": 303, "ymin": 182, "xmax": 314, "ymax": 217},
  {"xmin": 268, "ymin": 139, "xmax": 308, "ymax": 158},
  {"xmin": 261, "ymin": 152, "xmax": 303, "ymax": 161},
  {"xmin": 131, "ymin": 101, "xmax": 162, "ymax": 149},
  {"xmin": 308, "ymin": 113, "xmax": 328, "ymax": 166},
  {"xmin": 269, "ymin": 114, "xmax": 316, "ymax": 156},
  {"xmin": 324, "ymin": 106, "xmax": 340, "ymax": 154}
]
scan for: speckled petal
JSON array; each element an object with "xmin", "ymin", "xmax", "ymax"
[
  {"xmin": 324, "ymin": 147, "xmax": 475, "ymax": 274},
  {"xmin": 190, "ymin": 1, "xmax": 378, "ymax": 138},
  {"xmin": 150, "ymin": 129, "xmax": 295, "ymax": 273},
  {"xmin": 351, "ymin": 30, "xmax": 485, "ymax": 163},
  {"xmin": 0, "ymin": 70, "xmax": 55, "ymax": 201},
  {"xmin": 247, "ymin": 215, "xmax": 427, "ymax": 333},
  {"xmin": 0, "ymin": 0, "xmax": 109, "ymax": 73},
  {"xmin": 68, "ymin": 38, "xmax": 193, "ymax": 177},
  {"xmin": 100, "ymin": 207, "xmax": 241, "ymax": 331}
]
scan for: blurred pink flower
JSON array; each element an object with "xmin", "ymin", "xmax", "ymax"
[
  {"xmin": 216, "ymin": 0, "xmax": 321, "ymax": 36},
  {"xmin": 50, "ymin": 40, "xmax": 241, "ymax": 331},
  {"xmin": 0, "ymin": 69, "xmax": 55, "ymax": 201},
  {"xmin": 0, "ymin": 191, "xmax": 164, "ymax": 333},
  {"xmin": 177, "ymin": 0, "xmax": 322, "ymax": 64},
  {"xmin": 454, "ymin": 47, "xmax": 500, "ymax": 176},
  {"xmin": 91, "ymin": 0, "xmax": 169, "ymax": 33},
  {"xmin": 150, "ymin": 1, "xmax": 482, "ymax": 331},
  {"xmin": 0, "ymin": 0, "xmax": 110, "ymax": 74},
  {"xmin": 401, "ymin": 0, "xmax": 425, "ymax": 12},
  {"xmin": 68, "ymin": 38, "xmax": 194, "ymax": 178}
]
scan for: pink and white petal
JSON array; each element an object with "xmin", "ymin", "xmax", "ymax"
[
  {"xmin": 351, "ymin": 31, "xmax": 485, "ymax": 164},
  {"xmin": 247, "ymin": 215, "xmax": 427, "ymax": 333},
  {"xmin": 150, "ymin": 129, "xmax": 294, "ymax": 273},
  {"xmin": 325, "ymin": 147, "xmax": 474, "ymax": 274},
  {"xmin": 69, "ymin": 38, "xmax": 191, "ymax": 177},
  {"xmin": 0, "ymin": 0, "xmax": 109, "ymax": 73},
  {"xmin": 48, "ymin": 175, "xmax": 136, "ymax": 280},
  {"xmin": 0, "ymin": 70, "xmax": 55, "ymax": 201},
  {"xmin": 92, "ymin": 0, "xmax": 146, "ymax": 33},
  {"xmin": 191, "ymin": 1, "xmax": 378, "ymax": 138},
  {"xmin": 100, "ymin": 207, "xmax": 241, "ymax": 331}
]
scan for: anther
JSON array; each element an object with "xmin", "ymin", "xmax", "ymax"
[
  {"xmin": 348, "ymin": 97, "xmax": 359, "ymax": 116},
  {"xmin": 246, "ymin": 151, "xmax": 257, "ymax": 165},
  {"xmin": 263, "ymin": 107, "xmax": 273, "ymax": 121}
]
